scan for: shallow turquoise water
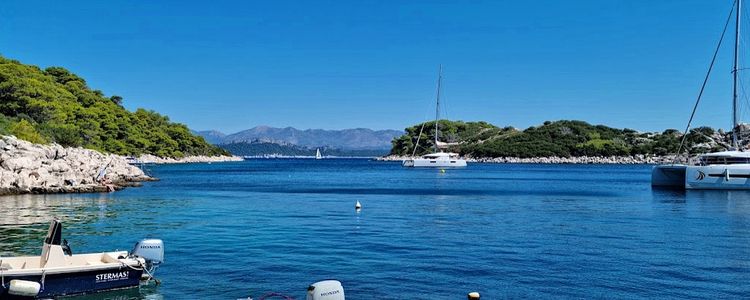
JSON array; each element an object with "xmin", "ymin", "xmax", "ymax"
[{"xmin": 1, "ymin": 159, "xmax": 749, "ymax": 299}]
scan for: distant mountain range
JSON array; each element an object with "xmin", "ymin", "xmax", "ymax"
[
  {"xmin": 219, "ymin": 141, "xmax": 391, "ymax": 157},
  {"xmin": 194, "ymin": 126, "xmax": 403, "ymax": 150}
]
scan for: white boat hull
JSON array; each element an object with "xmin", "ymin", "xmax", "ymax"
[
  {"xmin": 685, "ymin": 164, "xmax": 750, "ymax": 189},
  {"xmin": 402, "ymin": 158, "xmax": 467, "ymax": 168}
]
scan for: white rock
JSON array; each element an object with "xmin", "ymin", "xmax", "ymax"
[{"xmin": 2, "ymin": 157, "xmax": 41, "ymax": 172}]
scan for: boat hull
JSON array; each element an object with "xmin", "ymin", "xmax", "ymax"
[
  {"xmin": 402, "ymin": 158, "xmax": 467, "ymax": 168},
  {"xmin": 685, "ymin": 164, "xmax": 750, "ymax": 189},
  {"xmin": 651, "ymin": 164, "xmax": 687, "ymax": 187},
  {"xmin": 0, "ymin": 266, "xmax": 143, "ymax": 298}
]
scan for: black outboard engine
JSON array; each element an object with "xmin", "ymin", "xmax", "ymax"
[{"xmin": 130, "ymin": 239, "xmax": 164, "ymax": 275}]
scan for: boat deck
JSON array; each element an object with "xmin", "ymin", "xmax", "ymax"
[{"xmin": 1, "ymin": 251, "xmax": 134, "ymax": 274}]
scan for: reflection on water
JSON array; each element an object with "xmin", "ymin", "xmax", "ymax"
[
  {"xmin": 653, "ymin": 187, "xmax": 750, "ymax": 212},
  {"xmin": 0, "ymin": 194, "xmax": 117, "ymax": 256},
  {"xmin": 0, "ymin": 194, "xmax": 112, "ymax": 226}
]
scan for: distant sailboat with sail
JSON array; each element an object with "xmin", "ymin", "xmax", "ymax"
[
  {"xmin": 315, "ymin": 148, "xmax": 323, "ymax": 160},
  {"xmin": 402, "ymin": 65, "xmax": 467, "ymax": 168}
]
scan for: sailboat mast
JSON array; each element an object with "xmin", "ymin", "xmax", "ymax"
[
  {"xmin": 435, "ymin": 65, "xmax": 442, "ymax": 152},
  {"xmin": 733, "ymin": 0, "xmax": 742, "ymax": 148}
]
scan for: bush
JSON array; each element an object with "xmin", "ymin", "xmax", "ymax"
[{"xmin": 9, "ymin": 119, "xmax": 47, "ymax": 144}]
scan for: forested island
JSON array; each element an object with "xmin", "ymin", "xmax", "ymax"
[
  {"xmin": 0, "ymin": 55, "xmax": 239, "ymax": 194},
  {"xmin": 0, "ymin": 55, "xmax": 226, "ymax": 158},
  {"xmin": 390, "ymin": 120, "xmax": 729, "ymax": 158}
]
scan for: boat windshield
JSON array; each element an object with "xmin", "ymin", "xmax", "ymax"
[{"xmin": 699, "ymin": 156, "xmax": 750, "ymax": 165}]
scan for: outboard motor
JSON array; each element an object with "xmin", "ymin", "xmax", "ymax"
[
  {"xmin": 130, "ymin": 239, "xmax": 164, "ymax": 274},
  {"xmin": 306, "ymin": 280, "xmax": 345, "ymax": 300}
]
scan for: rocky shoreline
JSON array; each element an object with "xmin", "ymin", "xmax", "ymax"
[
  {"xmin": 376, "ymin": 154, "xmax": 681, "ymax": 164},
  {"xmin": 0, "ymin": 136, "xmax": 154, "ymax": 196},
  {"xmin": 0, "ymin": 136, "xmax": 241, "ymax": 196}
]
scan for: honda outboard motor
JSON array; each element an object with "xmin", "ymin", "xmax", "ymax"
[
  {"xmin": 130, "ymin": 239, "xmax": 164, "ymax": 273},
  {"xmin": 306, "ymin": 280, "xmax": 345, "ymax": 300}
]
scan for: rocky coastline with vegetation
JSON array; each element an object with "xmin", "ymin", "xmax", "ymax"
[
  {"xmin": 377, "ymin": 154, "xmax": 679, "ymax": 164},
  {"xmin": 387, "ymin": 120, "xmax": 736, "ymax": 164},
  {"xmin": 0, "ymin": 55, "xmax": 242, "ymax": 195}
]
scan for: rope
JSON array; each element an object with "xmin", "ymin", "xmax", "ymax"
[
  {"xmin": 142, "ymin": 263, "xmax": 160, "ymax": 285},
  {"xmin": 121, "ymin": 260, "xmax": 161, "ymax": 285},
  {"xmin": 673, "ymin": 0, "xmax": 737, "ymax": 164},
  {"xmin": 40, "ymin": 269, "xmax": 46, "ymax": 291},
  {"xmin": 412, "ymin": 122, "xmax": 428, "ymax": 157},
  {"xmin": 120, "ymin": 261, "xmax": 144, "ymax": 271}
]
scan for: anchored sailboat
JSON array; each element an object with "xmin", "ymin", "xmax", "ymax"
[
  {"xmin": 402, "ymin": 66, "xmax": 467, "ymax": 168},
  {"xmin": 652, "ymin": 0, "xmax": 750, "ymax": 189}
]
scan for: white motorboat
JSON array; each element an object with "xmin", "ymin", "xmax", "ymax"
[
  {"xmin": 652, "ymin": 0, "xmax": 750, "ymax": 189},
  {"xmin": 402, "ymin": 65, "xmax": 467, "ymax": 168},
  {"xmin": 0, "ymin": 220, "xmax": 164, "ymax": 298}
]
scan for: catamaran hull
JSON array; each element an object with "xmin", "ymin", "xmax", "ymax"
[
  {"xmin": 685, "ymin": 165, "xmax": 750, "ymax": 189},
  {"xmin": 651, "ymin": 164, "xmax": 687, "ymax": 187},
  {"xmin": 0, "ymin": 266, "xmax": 143, "ymax": 298},
  {"xmin": 402, "ymin": 159, "xmax": 467, "ymax": 168}
]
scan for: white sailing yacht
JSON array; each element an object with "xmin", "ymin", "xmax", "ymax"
[
  {"xmin": 652, "ymin": 0, "xmax": 750, "ymax": 189},
  {"xmin": 315, "ymin": 148, "xmax": 322, "ymax": 160},
  {"xmin": 402, "ymin": 66, "xmax": 467, "ymax": 168}
]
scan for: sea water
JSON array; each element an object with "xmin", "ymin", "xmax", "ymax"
[{"xmin": 1, "ymin": 159, "xmax": 748, "ymax": 299}]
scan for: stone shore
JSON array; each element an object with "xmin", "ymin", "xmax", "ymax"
[
  {"xmin": 377, "ymin": 155, "xmax": 681, "ymax": 164},
  {"xmin": 0, "ymin": 136, "xmax": 154, "ymax": 196},
  {"xmin": 137, "ymin": 154, "xmax": 243, "ymax": 164},
  {"xmin": 0, "ymin": 135, "xmax": 242, "ymax": 196}
]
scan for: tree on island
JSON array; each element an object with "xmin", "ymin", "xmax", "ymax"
[
  {"xmin": 391, "ymin": 120, "xmax": 727, "ymax": 158},
  {"xmin": 0, "ymin": 55, "xmax": 227, "ymax": 158}
]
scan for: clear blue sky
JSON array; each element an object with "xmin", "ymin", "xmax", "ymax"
[{"xmin": 1, "ymin": 0, "xmax": 748, "ymax": 133}]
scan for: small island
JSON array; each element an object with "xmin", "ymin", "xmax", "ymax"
[{"xmin": 386, "ymin": 119, "xmax": 734, "ymax": 164}]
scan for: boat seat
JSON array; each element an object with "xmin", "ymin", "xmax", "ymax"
[
  {"xmin": 0, "ymin": 262, "xmax": 11, "ymax": 270},
  {"xmin": 101, "ymin": 253, "xmax": 120, "ymax": 264}
]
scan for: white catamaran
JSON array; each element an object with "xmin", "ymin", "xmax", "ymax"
[
  {"xmin": 402, "ymin": 66, "xmax": 467, "ymax": 168},
  {"xmin": 652, "ymin": 0, "xmax": 750, "ymax": 189}
]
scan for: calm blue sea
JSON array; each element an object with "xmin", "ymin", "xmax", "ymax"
[{"xmin": 1, "ymin": 159, "xmax": 749, "ymax": 299}]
